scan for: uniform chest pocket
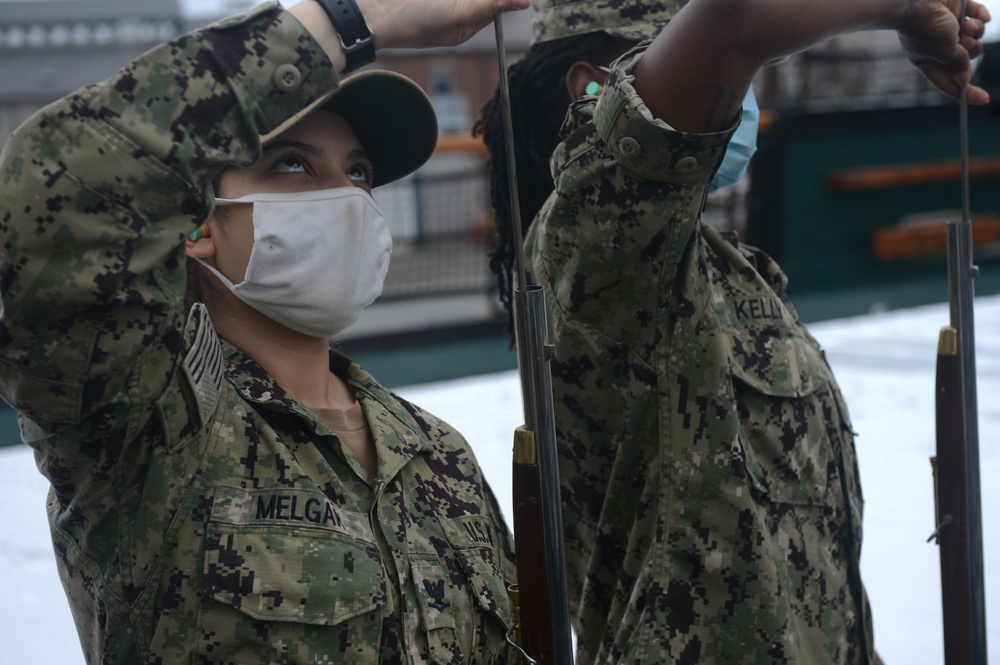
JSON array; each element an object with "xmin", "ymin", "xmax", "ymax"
[
  {"xmin": 727, "ymin": 326, "xmax": 841, "ymax": 507},
  {"xmin": 411, "ymin": 516, "xmax": 514, "ymax": 665},
  {"xmin": 202, "ymin": 487, "xmax": 386, "ymax": 626}
]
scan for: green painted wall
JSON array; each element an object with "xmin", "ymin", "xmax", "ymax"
[{"xmin": 748, "ymin": 102, "xmax": 1000, "ymax": 311}]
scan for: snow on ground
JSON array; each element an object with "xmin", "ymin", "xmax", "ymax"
[{"xmin": 1, "ymin": 295, "xmax": 997, "ymax": 664}]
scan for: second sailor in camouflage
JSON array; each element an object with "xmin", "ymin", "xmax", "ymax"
[
  {"xmin": 503, "ymin": 1, "xmax": 876, "ymax": 663},
  {"xmin": 526, "ymin": 46, "xmax": 873, "ymax": 665}
]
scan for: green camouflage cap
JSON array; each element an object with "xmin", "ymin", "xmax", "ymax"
[
  {"xmin": 532, "ymin": 0, "xmax": 686, "ymax": 44},
  {"xmin": 262, "ymin": 70, "xmax": 437, "ymax": 187}
]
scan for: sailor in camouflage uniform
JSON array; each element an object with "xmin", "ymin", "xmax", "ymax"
[
  {"xmin": 478, "ymin": 0, "xmax": 990, "ymax": 663},
  {"xmin": 0, "ymin": 0, "xmax": 529, "ymax": 662}
]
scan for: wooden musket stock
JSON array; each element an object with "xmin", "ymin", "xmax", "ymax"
[
  {"xmin": 932, "ymin": 328, "xmax": 974, "ymax": 665},
  {"xmin": 512, "ymin": 428, "xmax": 554, "ymax": 664}
]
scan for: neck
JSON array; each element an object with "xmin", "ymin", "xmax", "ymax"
[{"xmin": 209, "ymin": 296, "xmax": 356, "ymax": 410}]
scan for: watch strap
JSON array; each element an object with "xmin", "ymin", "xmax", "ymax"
[{"xmin": 315, "ymin": 0, "xmax": 376, "ymax": 73}]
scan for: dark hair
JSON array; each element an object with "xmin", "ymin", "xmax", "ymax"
[{"xmin": 473, "ymin": 32, "xmax": 635, "ymax": 337}]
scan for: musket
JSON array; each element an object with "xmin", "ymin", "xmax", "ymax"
[
  {"xmin": 929, "ymin": 3, "xmax": 988, "ymax": 662},
  {"xmin": 492, "ymin": 16, "xmax": 575, "ymax": 665}
]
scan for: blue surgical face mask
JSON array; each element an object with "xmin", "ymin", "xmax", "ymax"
[{"xmin": 709, "ymin": 87, "xmax": 759, "ymax": 193}]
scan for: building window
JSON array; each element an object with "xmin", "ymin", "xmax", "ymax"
[{"xmin": 428, "ymin": 68, "xmax": 470, "ymax": 134}]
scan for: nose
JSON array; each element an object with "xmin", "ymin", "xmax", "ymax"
[{"xmin": 324, "ymin": 172, "xmax": 353, "ymax": 189}]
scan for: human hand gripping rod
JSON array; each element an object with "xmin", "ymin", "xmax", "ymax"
[
  {"xmin": 492, "ymin": 17, "xmax": 574, "ymax": 665},
  {"xmin": 929, "ymin": 2, "xmax": 988, "ymax": 663}
]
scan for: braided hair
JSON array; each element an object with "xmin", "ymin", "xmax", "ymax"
[{"xmin": 473, "ymin": 33, "xmax": 635, "ymax": 337}]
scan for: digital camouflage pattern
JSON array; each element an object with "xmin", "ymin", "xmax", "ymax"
[
  {"xmin": 524, "ymin": 47, "xmax": 874, "ymax": 664},
  {"xmin": 0, "ymin": 4, "xmax": 516, "ymax": 663},
  {"xmin": 532, "ymin": 0, "xmax": 686, "ymax": 43}
]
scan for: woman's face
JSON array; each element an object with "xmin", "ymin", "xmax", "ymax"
[{"xmin": 193, "ymin": 110, "xmax": 375, "ymax": 286}]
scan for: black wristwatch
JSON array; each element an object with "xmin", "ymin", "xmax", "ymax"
[{"xmin": 316, "ymin": 0, "xmax": 376, "ymax": 73}]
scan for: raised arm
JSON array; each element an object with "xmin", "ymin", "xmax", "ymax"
[
  {"xmin": 0, "ymin": 0, "xmax": 526, "ymax": 425},
  {"xmin": 634, "ymin": 0, "xmax": 991, "ymax": 135},
  {"xmin": 294, "ymin": 0, "xmax": 529, "ymax": 68}
]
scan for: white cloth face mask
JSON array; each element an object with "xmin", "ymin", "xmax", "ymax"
[{"xmin": 200, "ymin": 187, "xmax": 392, "ymax": 338}]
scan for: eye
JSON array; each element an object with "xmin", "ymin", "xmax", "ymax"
[
  {"xmin": 348, "ymin": 161, "xmax": 375, "ymax": 186},
  {"xmin": 272, "ymin": 153, "xmax": 308, "ymax": 174}
]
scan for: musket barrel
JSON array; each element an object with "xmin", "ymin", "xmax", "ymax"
[
  {"xmin": 943, "ymin": 20, "xmax": 987, "ymax": 657},
  {"xmin": 492, "ymin": 16, "xmax": 574, "ymax": 665},
  {"xmin": 514, "ymin": 285, "xmax": 574, "ymax": 665},
  {"xmin": 945, "ymin": 221, "xmax": 987, "ymax": 665}
]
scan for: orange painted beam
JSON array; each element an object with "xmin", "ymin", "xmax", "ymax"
[
  {"xmin": 872, "ymin": 214, "xmax": 1000, "ymax": 261},
  {"xmin": 434, "ymin": 132, "xmax": 488, "ymax": 157},
  {"xmin": 829, "ymin": 156, "xmax": 1000, "ymax": 192}
]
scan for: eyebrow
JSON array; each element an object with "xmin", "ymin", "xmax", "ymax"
[
  {"xmin": 262, "ymin": 139, "xmax": 322, "ymax": 156},
  {"xmin": 347, "ymin": 147, "xmax": 373, "ymax": 164}
]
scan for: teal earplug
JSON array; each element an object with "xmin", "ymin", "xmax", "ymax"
[{"xmin": 188, "ymin": 224, "xmax": 211, "ymax": 241}]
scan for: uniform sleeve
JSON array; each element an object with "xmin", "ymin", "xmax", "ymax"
[
  {"xmin": 526, "ymin": 45, "xmax": 737, "ymax": 344},
  {"xmin": 0, "ymin": 2, "xmax": 339, "ymax": 424}
]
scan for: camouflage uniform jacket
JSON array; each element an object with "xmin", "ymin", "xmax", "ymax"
[
  {"xmin": 0, "ymin": 5, "xmax": 516, "ymax": 663},
  {"xmin": 524, "ymin": 48, "xmax": 874, "ymax": 665}
]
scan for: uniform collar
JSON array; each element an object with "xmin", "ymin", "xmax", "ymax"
[
  {"xmin": 222, "ymin": 342, "xmax": 430, "ymax": 479},
  {"xmin": 339, "ymin": 350, "xmax": 431, "ymax": 480},
  {"xmin": 223, "ymin": 340, "xmax": 297, "ymax": 408}
]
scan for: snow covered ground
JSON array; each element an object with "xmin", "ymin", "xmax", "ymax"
[{"xmin": 1, "ymin": 295, "xmax": 997, "ymax": 664}]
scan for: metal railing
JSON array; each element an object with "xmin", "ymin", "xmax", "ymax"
[
  {"xmin": 373, "ymin": 155, "xmax": 753, "ymax": 303},
  {"xmin": 374, "ymin": 158, "xmax": 496, "ymax": 300}
]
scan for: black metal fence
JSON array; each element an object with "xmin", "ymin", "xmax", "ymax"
[
  {"xmin": 374, "ymin": 160, "xmax": 495, "ymax": 301},
  {"xmin": 373, "ymin": 156, "xmax": 753, "ymax": 302}
]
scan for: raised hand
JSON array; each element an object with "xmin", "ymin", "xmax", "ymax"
[
  {"xmin": 897, "ymin": 0, "xmax": 992, "ymax": 102},
  {"xmin": 362, "ymin": 0, "xmax": 531, "ymax": 49}
]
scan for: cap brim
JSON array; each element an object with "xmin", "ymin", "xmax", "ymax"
[
  {"xmin": 602, "ymin": 21, "xmax": 667, "ymax": 41},
  {"xmin": 261, "ymin": 70, "xmax": 438, "ymax": 188}
]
